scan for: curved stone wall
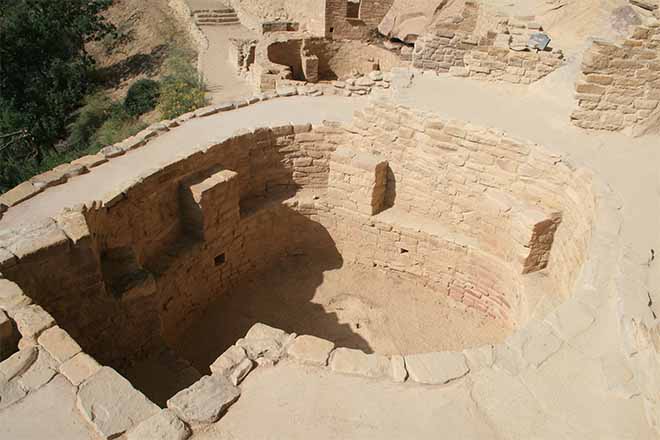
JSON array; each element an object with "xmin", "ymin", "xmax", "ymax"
[{"xmin": 0, "ymin": 99, "xmax": 595, "ymax": 376}]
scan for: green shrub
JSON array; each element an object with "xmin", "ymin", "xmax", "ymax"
[
  {"xmin": 95, "ymin": 104, "xmax": 147, "ymax": 146},
  {"xmin": 157, "ymin": 77, "xmax": 206, "ymax": 120},
  {"xmin": 124, "ymin": 79, "xmax": 161, "ymax": 117}
]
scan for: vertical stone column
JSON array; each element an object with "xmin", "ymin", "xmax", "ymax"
[
  {"xmin": 328, "ymin": 147, "xmax": 389, "ymax": 216},
  {"xmin": 180, "ymin": 170, "xmax": 240, "ymax": 242}
]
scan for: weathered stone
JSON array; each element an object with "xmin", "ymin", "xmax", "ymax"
[
  {"xmin": 0, "ymin": 248, "xmax": 17, "ymax": 270},
  {"xmin": 329, "ymin": 348, "xmax": 391, "ymax": 378},
  {"xmin": 127, "ymin": 409, "xmax": 191, "ymax": 440},
  {"xmin": 287, "ymin": 335, "xmax": 335, "ymax": 366},
  {"xmin": 12, "ymin": 305, "xmax": 55, "ymax": 342},
  {"xmin": 463, "ymin": 345, "xmax": 495, "ymax": 373},
  {"xmin": 0, "ymin": 182, "xmax": 42, "ymax": 207},
  {"xmin": 390, "ymin": 355, "xmax": 407, "ymax": 383},
  {"xmin": 210, "ymin": 345, "xmax": 247, "ymax": 378},
  {"xmin": 0, "ymin": 346, "xmax": 37, "ymax": 381},
  {"xmin": 245, "ymin": 323, "xmax": 287, "ymax": 342},
  {"xmin": 545, "ymin": 300, "xmax": 595, "ymax": 340},
  {"xmin": 0, "ymin": 279, "xmax": 31, "ymax": 312},
  {"xmin": 356, "ymin": 77, "xmax": 376, "ymax": 87},
  {"xmin": 228, "ymin": 358, "xmax": 253, "ymax": 386},
  {"xmin": 0, "ymin": 379, "xmax": 27, "ymax": 410},
  {"xmin": 38, "ymin": 326, "xmax": 81, "ymax": 363},
  {"xmin": 71, "ymin": 154, "xmax": 108, "ymax": 169},
  {"xmin": 100, "ymin": 145, "xmax": 125, "ymax": 159},
  {"xmin": 521, "ymin": 322, "xmax": 562, "ymax": 367},
  {"xmin": 237, "ymin": 337, "xmax": 283, "ymax": 361},
  {"xmin": 59, "ymin": 352, "xmax": 101, "ymax": 386},
  {"xmin": 276, "ymin": 86, "xmax": 298, "ymax": 97},
  {"xmin": 17, "ymin": 348, "xmax": 58, "ymax": 391},
  {"xmin": 167, "ymin": 375, "xmax": 240, "ymax": 425},
  {"xmin": 77, "ymin": 367, "xmax": 159, "ymax": 439},
  {"xmin": 369, "ymin": 71, "xmax": 384, "ymax": 81},
  {"xmin": 404, "ymin": 352, "xmax": 469, "ymax": 385}
]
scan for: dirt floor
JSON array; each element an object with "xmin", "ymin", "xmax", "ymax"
[{"xmin": 175, "ymin": 251, "xmax": 510, "ymax": 374}]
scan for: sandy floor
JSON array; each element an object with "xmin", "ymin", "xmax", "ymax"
[{"xmin": 176, "ymin": 251, "xmax": 509, "ymax": 374}]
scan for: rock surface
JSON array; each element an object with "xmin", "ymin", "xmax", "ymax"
[
  {"xmin": 127, "ymin": 409, "xmax": 191, "ymax": 440},
  {"xmin": 77, "ymin": 367, "xmax": 159, "ymax": 439},
  {"xmin": 167, "ymin": 375, "xmax": 240, "ymax": 425},
  {"xmin": 287, "ymin": 335, "xmax": 335, "ymax": 366},
  {"xmin": 329, "ymin": 348, "xmax": 391, "ymax": 378},
  {"xmin": 405, "ymin": 351, "xmax": 469, "ymax": 385}
]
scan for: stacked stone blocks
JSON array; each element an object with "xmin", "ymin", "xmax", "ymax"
[{"xmin": 571, "ymin": 23, "xmax": 660, "ymax": 133}]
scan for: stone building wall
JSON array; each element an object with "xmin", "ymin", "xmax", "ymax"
[
  {"xmin": 325, "ymin": 0, "xmax": 395, "ymax": 40},
  {"xmin": 412, "ymin": 1, "xmax": 564, "ymax": 84},
  {"xmin": 571, "ymin": 24, "xmax": 660, "ymax": 134},
  {"xmin": 0, "ymin": 103, "xmax": 595, "ymax": 368}
]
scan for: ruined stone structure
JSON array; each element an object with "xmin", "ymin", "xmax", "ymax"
[
  {"xmin": 571, "ymin": 23, "xmax": 660, "ymax": 134},
  {"xmin": 411, "ymin": 1, "xmax": 564, "ymax": 83}
]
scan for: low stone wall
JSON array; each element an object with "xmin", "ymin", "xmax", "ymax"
[{"xmin": 571, "ymin": 23, "xmax": 660, "ymax": 134}]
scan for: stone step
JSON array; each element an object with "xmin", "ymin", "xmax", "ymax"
[
  {"xmin": 192, "ymin": 8, "xmax": 235, "ymax": 14},
  {"xmin": 195, "ymin": 12, "xmax": 238, "ymax": 19},
  {"xmin": 195, "ymin": 19, "xmax": 240, "ymax": 25}
]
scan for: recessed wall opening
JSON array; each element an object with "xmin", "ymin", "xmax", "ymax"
[
  {"xmin": 214, "ymin": 253, "xmax": 226, "ymax": 266},
  {"xmin": 347, "ymin": 0, "xmax": 361, "ymax": 19}
]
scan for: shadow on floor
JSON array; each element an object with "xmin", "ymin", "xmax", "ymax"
[{"xmin": 173, "ymin": 211, "xmax": 372, "ymax": 374}]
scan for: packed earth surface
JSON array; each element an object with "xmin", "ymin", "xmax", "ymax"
[{"xmin": 2, "ymin": 0, "xmax": 660, "ymax": 439}]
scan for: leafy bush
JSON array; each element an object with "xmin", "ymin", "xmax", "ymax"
[
  {"xmin": 156, "ymin": 49, "xmax": 207, "ymax": 119},
  {"xmin": 157, "ymin": 78, "xmax": 206, "ymax": 120},
  {"xmin": 124, "ymin": 79, "xmax": 161, "ymax": 117}
]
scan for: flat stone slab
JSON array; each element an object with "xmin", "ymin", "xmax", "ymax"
[
  {"xmin": 127, "ymin": 408, "xmax": 191, "ymax": 440},
  {"xmin": 60, "ymin": 352, "xmax": 101, "ymax": 386},
  {"xmin": 0, "ymin": 279, "xmax": 30, "ymax": 312},
  {"xmin": 287, "ymin": 335, "xmax": 335, "ymax": 366},
  {"xmin": 210, "ymin": 345, "xmax": 247, "ymax": 376},
  {"xmin": 167, "ymin": 375, "xmax": 240, "ymax": 425},
  {"xmin": 71, "ymin": 154, "xmax": 107, "ymax": 169},
  {"xmin": 38, "ymin": 326, "xmax": 81, "ymax": 363},
  {"xmin": 0, "ymin": 182, "xmax": 42, "ymax": 207},
  {"xmin": 405, "ymin": 352, "xmax": 469, "ymax": 385},
  {"xmin": 77, "ymin": 366, "xmax": 159, "ymax": 439},
  {"xmin": 12, "ymin": 305, "xmax": 55, "ymax": 341},
  {"xmin": 329, "ymin": 348, "xmax": 391, "ymax": 378},
  {"xmin": 0, "ymin": 346, "xmax": 37, "ymax": 381}
]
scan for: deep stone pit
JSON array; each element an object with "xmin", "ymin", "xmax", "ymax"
[{"xmin": 0, "ymin": 101, "xmax": 595, "ymax": 405}]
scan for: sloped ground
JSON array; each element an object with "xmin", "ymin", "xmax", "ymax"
[{"xmin": 86, "ymin": 0, "xmax": 196, "ymax": 98}]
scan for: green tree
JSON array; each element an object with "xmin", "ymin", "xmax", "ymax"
[{"xmin": 0, "ymin": 0, "xmax": 114, "ymax": 191}]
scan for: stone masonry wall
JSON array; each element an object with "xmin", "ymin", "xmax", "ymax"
[
  {"xmin": 571, "ymin": 23, "xmax": 660, "ymax": 134},
  {"xmin": 0, "ymin": 103, "xmax": 595, "ymax": 367},
  {"xmin": 328, "ymin": 100, "xmax": 595, "ymax": 325},
  {"xmin": 412, "ymin": 1, "xmax": 564, "ymax": 84},
  {"xmin": 325, "ymin": 0, "xmax": 395, "ymax": 40}
]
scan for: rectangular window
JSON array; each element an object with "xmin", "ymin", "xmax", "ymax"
[{"xmin": 346, "ymin": 0, "xmax": 361, "ymax": 19}]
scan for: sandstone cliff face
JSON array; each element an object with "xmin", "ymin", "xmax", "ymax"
[{"xmin": 378, "ymin": 0, "xmax": 466, "ymax": 43}]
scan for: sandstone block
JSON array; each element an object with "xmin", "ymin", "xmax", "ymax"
[
  {"xmin": 37, "ymin": 326, "xmax": 81, "ymax": 363},
  {"xmin": 59, "ymin": 352, "xmax": 101, "ymax": 386},
  {"xmin": 210, "ymin": 345, "xmax": 248, "ymax": 376},
  {"xmin": 0, "ymin": 346, "xmax": 37, "ymax": 381},
  {"xmin": 167, "ymin": 375, "xmax": 240, "ymax": 425},
  {"xmin": 77, "ymin": 367, "xmax": 159, "ymax": 439},
  {"xmin": 100, "ymin": 145, "xmax": 125, "ymax": 159},
  {"xmin": 0, "ymin": 182, "xmax": 42, "ymax": 207},
  {"xmin": 287, "ymin": 335, "xmax": 335, "ymax": 366},
  {"xmin": 390, "ymin": 355, "xmax": 408, "ymax": 383},
  {"xmin": 0, "ymin": 279, "xmax": 31, "ymax": 313},
  {"xmin": 329, "ymin": 348, "xmax": 391, "ymax": 378},
  {"xmin": 13, "ymin": 305, "xmax": 55, "ymax": 341},
  {"xmin": 71, "ymin": 154, "xmax": 108, "ymax": 170},
  {"xmin": 404, "ymin": 351, "xmax": 469, "ymax": 385},
  {"xmin": 228, "ymin": 358, "xmax": 253, "ymax": 385},
  {"xmin": 17, "ymin": 347, "xmax": 58, "ymax": 391},
  {"xmin": 127, "ymin": 409, "xmax": 191, "ymax": 440},
  {"xmin": 0, "ymin": 379, "xmax": 26, "ymax": 410}
]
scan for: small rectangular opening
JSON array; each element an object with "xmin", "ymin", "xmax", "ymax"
[
  {"xmin": 346, "ymin": 0, "xmax": 361, "ymax": 18},
  {"xmin": 400, "ymin": 248, "xmax": 409, "ymax": 254},
  {"xmin": 215, "ymin": 253, "xmax": 226, "ymax": 266}
]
